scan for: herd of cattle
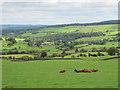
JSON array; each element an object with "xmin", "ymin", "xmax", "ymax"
[{"xmin": 59, "ymin": 69, "xmax": 98, "ymax": 73}]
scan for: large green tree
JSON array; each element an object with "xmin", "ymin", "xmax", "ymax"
[
  {"xmin": 40, "ymin": 51, "xmax": 47, "ymax": 58},
  {"xmin": 107, "ymin": 47, "xmax": 119, "ymax": 56},
  {"xmin": 7, "ymin": 42, "xmax": 13, "ymax": 47},
  {"xmin": 7, "ymin": 37, "xmax": 16, "ymax": 44}
]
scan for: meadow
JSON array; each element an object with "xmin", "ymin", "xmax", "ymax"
[
  {"xmin": 2, "ymin": 59, "xmax": 118, "ymax": 88},
  {"xmin": 1, "ymin": 21, "xmax": 119, "ymax": 88},
  {"xmin": 20, "ymin": 24, "xmax": 118, "ymax": 38}
]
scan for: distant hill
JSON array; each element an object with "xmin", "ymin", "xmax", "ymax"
[
  {"xmin": 98, "ymin": 20, "xmax": 119, "ymax": 24},
  {"xmin": 1, "ymin": 20, "xmax": 119, "ymax": 31},
  {"xmin": 1, "ymin": 20, "xmax": 118, "ymax": 38},
  {"xmin": 47, "ymin": 20, "xmax": 120, "ymax": 27},
  {"xmin": 1, "ymin": 20, "xmax": 119, "ymax": 38},
  {"xmin": 1, "ymin": 24, "xmax": 48, "ymax": 30}
]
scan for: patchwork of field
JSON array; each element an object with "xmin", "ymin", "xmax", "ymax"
[
  {"xmin": 16, "ymin": 24, "xmax": 118, "ymax": 38},
  {"xmin": 1, "ymin": 23, "xmax": 119, "ymax": 88},
  {"xmin": 2, "ymin": 59, "xmax": 118, "ymax": 88}
]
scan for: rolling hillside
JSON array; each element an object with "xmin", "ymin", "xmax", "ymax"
[
  {"xmin": 1, "ymin": 20, "xmax": 119, "ymax": 88},
  {"xmin": 2, "ymin": 20, "xmax": 119, "ymax": 39},
  {"xmin": 1, "ymin": 20, "xmax": 119, "ymax": 60}
]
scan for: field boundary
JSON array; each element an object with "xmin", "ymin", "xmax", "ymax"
[
  {"xmin": 102, "ymin": 56, "xmax": 120, "ymax": 60},
  {"xmin": 1, "ymin": 58, "xmax": 83, "ymax": 61},
  {"xmin": 1, "ymin": 56, "xmax": 120, "ymax": 61}
]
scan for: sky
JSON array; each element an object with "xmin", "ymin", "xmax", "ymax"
[{"xmin": 0, "ymin": 0, "xmax": 119, "ymax": 25}]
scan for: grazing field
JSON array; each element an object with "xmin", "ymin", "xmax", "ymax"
[
  {"xmin": 1, "ymin": 23, "xmax": 119, "ymax": 60},
  {"xmin": 78, "ymin": 42, "xmax": 118, "ymax": 50},
  {"xmin": 75, "ymin": 36, "xmax": 116, "ymax": 42},
  {"xmin": 20, "ymin": 24, "xmax": 118, "ymax": 38},
  {"xmin": 1, "ymin": 54, "xmax": 34, "ymax": 58},
  {"xmin": 1, "ymin": 21, "xmax": 119, "ymax": 88},
  {"xmin": 2, "ymin": 59, "xmax": 118, "ymax": 88}
]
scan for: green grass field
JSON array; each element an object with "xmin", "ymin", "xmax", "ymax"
[
  {"xmin": 2, "ymin": 59, "xmax": 118, "ymax": 88},
  {"xmin": 76, "ymin": 42, "xmax": 118, "ymax": 50},
  {"xmin": 1, "ymin": 23, "xmax": 119, "ymax": 88},
  {"xmin": 1, "ymin": 54, "xmax": 34, "ymax": 58},
  {"xmin": 19, "ymin": 24, "xmax": 118, "ymax": 38},
  {"xmin": 75, "ymin": 36, "xmax": 116, "ymax": 42}
]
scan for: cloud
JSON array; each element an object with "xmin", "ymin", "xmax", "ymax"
[{"xmin": 1, "ymin": 1, "xmax": 118, "ymax": 24}]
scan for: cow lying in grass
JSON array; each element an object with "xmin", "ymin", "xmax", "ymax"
[
  {"xmin": 59, "ymin": 70, "xmax": 66, "ymax": 73},
  {"xmin": 74, "ymin": 69, "xmax": 98, "ymax": 73},
  {"xmin": 91, "ymin": 69, "xmax": 99, "ymax": 72}
]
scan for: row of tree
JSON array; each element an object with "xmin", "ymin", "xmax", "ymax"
[{"xmin": 43, "ymin": 32, "xmax": 105, "ymax": 41}]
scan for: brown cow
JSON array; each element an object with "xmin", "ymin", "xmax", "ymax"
[
  {"xmin": 74, "ymin": 69, "xmax": 82, "ymax": 73},
  {"xmin": 91, "ymin": 69, "xmax": 99, "ymax": 72},
  {"xmin": 59, "ymin": 70, "xmax": 66, "ymax": 73},
  {"xmin": 82, "ymin": 69, "xmax": 92, "ymax": 73},
  {"xmin": 74, "ymin": 69, "xmax": 93, "ymax": 73}
]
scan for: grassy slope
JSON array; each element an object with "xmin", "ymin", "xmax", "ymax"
[
  {"xmin": 1, "ymin": 54, "xmax": 34, "ymax": 58},
  {"xmin": 1, "ymin": 24, "xmax": 118, "ymax": 53},
  {"xmin": 75, "ymin": 36, "xmax": 116, "ymax": 42},
  {"xmin": 78, "ymin": 42, "xmax": 118, "ymax": 50},
  {"xmin": 74, "ymin": 42, "xmax": 118, "ymax": 50},
  {"xmin": 2, "ymin": 41, "xmax": 57, "ymax": 52},
  {"xmin": 20, "ymin": 24, "xmax": 118, "ymax": 37},
  {"xmin": 1, "ymin": 24, "xmax": 119, "ymax": 88},
  {"xmin": 3, "ymin": 59, "xmax": 118, "ymax": 88}
]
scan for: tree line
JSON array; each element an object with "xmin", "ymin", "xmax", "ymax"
[{"xmin": 42, "ymin": 32, "xmax": 105, "ymax": 41}]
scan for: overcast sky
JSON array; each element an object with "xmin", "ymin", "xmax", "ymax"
[{"xmin": 1, "ymin": 0, "xmax": 119, "ymax": 25}]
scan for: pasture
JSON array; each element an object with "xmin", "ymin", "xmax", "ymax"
[
  {"xmin": 1, "ymin": 54, "xmax": 34, "ymax": 58},
  {"xmin": 1, "ymin": 23, "xmax": 119, "ymax": 88},
  {"xmin": 18, "ymin": 24, "xmax": 118, "ymax": 38},
  {"xmin": 79, "ymin": 42, "xmax": 118, "ymax": 50},
  {"xmin": 2, "ymin": 59, "xmax": 118, "ymax": 88}
]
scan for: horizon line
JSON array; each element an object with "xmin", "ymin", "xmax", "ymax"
[{"xmin": 1, "ymin": 19, "xmax": 119, "ymax": 25}]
